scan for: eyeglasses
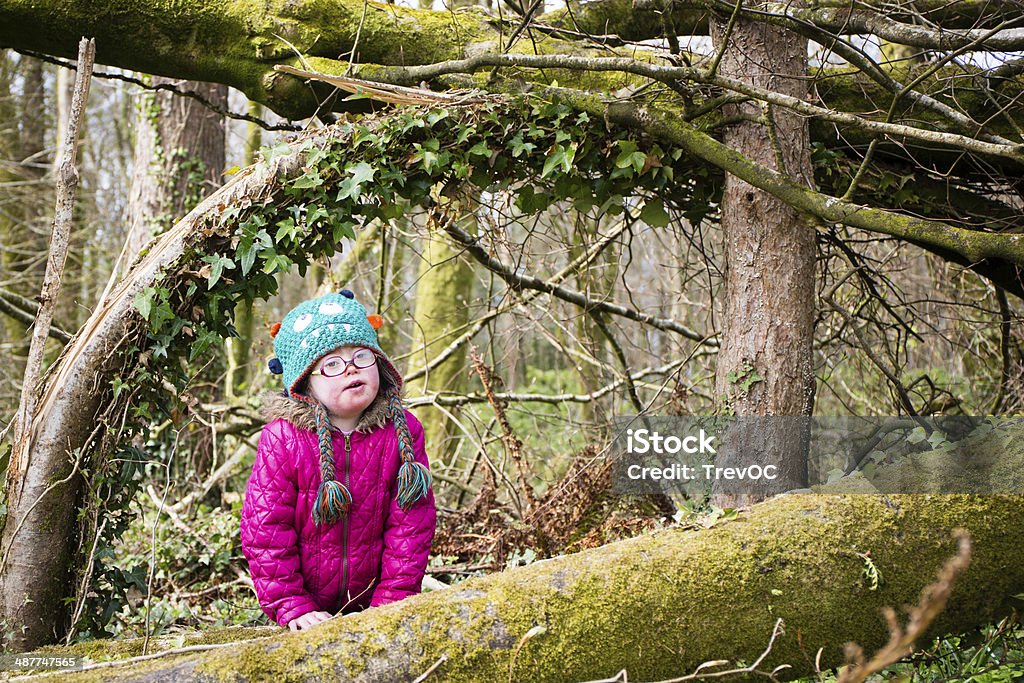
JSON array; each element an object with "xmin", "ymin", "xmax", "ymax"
[{"xmin": 310, "ymin": 349, "xmax": 377, "ymax": 377}]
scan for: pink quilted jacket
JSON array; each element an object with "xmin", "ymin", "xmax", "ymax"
[{"xmin": 240, "ymin": 393, "xmax": 436, "ymax": 627}]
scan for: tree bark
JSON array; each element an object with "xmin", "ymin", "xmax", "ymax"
[
  {"xmin": 710, "ymin": 8, "xmax": 817, "ymax": 504},
  {"xmin": 38, "ymin": 492, "xmax": 1024, "ymax": 682}
]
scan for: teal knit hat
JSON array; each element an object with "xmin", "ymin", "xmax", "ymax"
[{"xmin": 268, "ymin": 289, "xmax": 431, "ymax": 525}]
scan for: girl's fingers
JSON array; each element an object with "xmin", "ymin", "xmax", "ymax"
[{"xmin": 289, "ymin": 611, "xmax": 333, "ymax": 631}]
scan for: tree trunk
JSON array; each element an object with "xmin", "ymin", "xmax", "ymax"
[
  {"xmin": 710, "ymin": 10, "xmax": 817, "ymax": 504},
  {"xmin": 407, "ymin": 207, "xmax": 475, "ymax": 473},
  {"xmin": 125, "ymin": 77, "xmax": 227, "ymax": 267},
  {"xmin": 39, "ymin": 492, "xmax": 1024, "ymax": 681}
]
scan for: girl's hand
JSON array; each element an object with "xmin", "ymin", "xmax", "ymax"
[{"xmin": 288, "ymin": 610, "xmax": 333, "ymax": 631}]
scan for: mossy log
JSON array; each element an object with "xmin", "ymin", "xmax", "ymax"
[{"xmin": 32, "ymin": 493, "xmax": 1024, "ymax": 681}]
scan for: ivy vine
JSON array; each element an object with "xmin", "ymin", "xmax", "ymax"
[{"xmin": 75, "ymin": 92, "xmax": 722, "ymax": 635}]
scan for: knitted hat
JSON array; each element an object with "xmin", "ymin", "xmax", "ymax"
[{"xmin": 267, "ymin": 289, "xmax": 431, "ymax": 525}]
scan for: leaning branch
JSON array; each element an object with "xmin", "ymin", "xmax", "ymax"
[{"xmin": 762, "ymin": 4, "xmax": 1024, "ymax": 52}]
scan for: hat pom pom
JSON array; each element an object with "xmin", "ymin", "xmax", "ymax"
[
  {"xmin": 396, "ymin": 461, "xmax": 432, "ymax": 509},
  {"xmin": 268, "ymin": 357, "xmax": 283, "ymax": 374},
  {"xmin": 312, "ymin": 479, "xmax": 352, "ymax": 525},
  {"xmin": 339, "ymin": 289, "xmax": 355, "ymax": 299},
  {"xmin": 367, "ymin": 314, "xmax": 384, "ymax": 330}
]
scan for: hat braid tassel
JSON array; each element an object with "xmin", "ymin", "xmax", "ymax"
[
  {"xmin": 309, "ymin": 400, "xmax": 352, "ymax": 525},
  {"xmin": 388, "ymin": 387, "xmax": 432, "ymax": 509}
]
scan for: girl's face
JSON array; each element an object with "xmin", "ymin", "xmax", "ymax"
[{"xmin": 307, "ymin": 345, "xmax": 380, "ymax": 428}]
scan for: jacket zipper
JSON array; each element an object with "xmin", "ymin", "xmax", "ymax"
[{"xmin": 339, "ymin": 432, "xmax": 351, "ymax": 613}]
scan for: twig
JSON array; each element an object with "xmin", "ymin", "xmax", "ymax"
[
  {"xmin": 12, "ymin": 37, "xmax": 93, "ymax": 449},
  {"xmin": 64, "ymin": 517, "xmax": 107, "ymax": 643},
  {"xmin": 346, "ymin": 0, "xmax": 371, "ymax": 76},
  {"xmin": 143, "ymin": 419, "xmax": 191, "ymax": 656},
  {"xmin": 10, "ymin": 48, "xmax": 301, "ymax": 132},
  {"xmin": 468, "ymin": 347, "xmax": 537, "ymax": 516},
  {"xmin": 705, "ymin": 0, "xmax": 743, "ymax": 80},
  {"xmin": 837, "ymin": 531, "xmax": 973, "ymax": 683},
  {"xmin": 442, "ymin": 218, "xmax": 708, "ymax": 342},
  {"xmin": 400, "ymin": 209, "xmax": 662, "ymax": 384},
  {"xmin": 822, "ymin": 290, "xmax": 920, "ymax": 416},
  {"xmin": 406, "ymin": 359, "xmax": 689, "ymax": 408},
  {"xmin": 412, "ymin": 654, "xmax": 449, "ymax": 683},
  {"xmin": 0, "ymin": 287, "xmax": 72, "ymax": 343}
]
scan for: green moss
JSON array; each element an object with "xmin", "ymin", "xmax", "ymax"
[{"xmin": 542, "ymin": 0, "xmax": 708, "ymax": 41}]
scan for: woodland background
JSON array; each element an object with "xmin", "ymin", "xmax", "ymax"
[{"xmin": 1, "ymin": 0, "xmax": 1024, "ymax": 679}]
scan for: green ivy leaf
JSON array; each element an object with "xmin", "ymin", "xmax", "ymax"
[
  {"xmin": 149, "ymin": 300, "xmax": 175, "ymax": 334},
  {"xmin": 409, "ymin": 139, "xmax": 442, "ymax": 174},
  {"xmin": 616, "ymin": 150, "xmax": 647, "ymax": 174},
  {"xmin": 469, "ymin": 140, "xmax": 491, "ymax": 157},
  {"xmin": 133, "ymin": 287, "xmax": 156, "ymax": 321},
  {"xmin": 291, "ymin": 170, "xmax": 323, "ymax": 189},
  {"xmin": 333, "ymin": 222, "xmax": 357, "ymax": 241},
  {"xmin": 426, "ymin": 109, "xmax": 449, "ymax": 127},
  {"xmin": 509, "ymin": 135, "xmax": 536, "ymax": 158},
  {"xmin": 203, "ymin": 254, "xmax": 235, "ymax": 289},
  {"xmin": 639, "ymin": 200, "xmax": 670, "ymax": 227},
  {"xmin": 541, "ymin": 143, "xmax": 576, "ymax": 178},
  {"xmin": 275, "ymin": 216, "xmax": 298, "ymax": 242},
  {"xmin": 262, "ymin": 253, "xmax": 293, "ymax": 274}
]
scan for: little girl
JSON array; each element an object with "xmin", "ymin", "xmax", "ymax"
[{"xmin": 240, "ymin": 289, "xmax": 435, "ymax": 631}]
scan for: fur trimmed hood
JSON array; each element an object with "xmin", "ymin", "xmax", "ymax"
[{"xmin": 260, "ymin": 389, "xmax": 392, "ymax": 434}]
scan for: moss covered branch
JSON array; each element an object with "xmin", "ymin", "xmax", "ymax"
[
  {"xmin": 39, "ymin": 493, "xmax": 1024, "ymax": 682},
  {"xmin": 0, "ymin": 0, "xmax": 496, "ymax": 119}
]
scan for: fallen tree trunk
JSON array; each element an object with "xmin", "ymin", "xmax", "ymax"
[{"xmin": 45, "ymin": 493, "xmax": 1024, "ymax": 682}]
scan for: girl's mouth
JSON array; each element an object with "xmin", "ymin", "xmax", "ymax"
[{"xmin": 344, "ymin": 381, "xmax": 365, "ymax": 391}]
